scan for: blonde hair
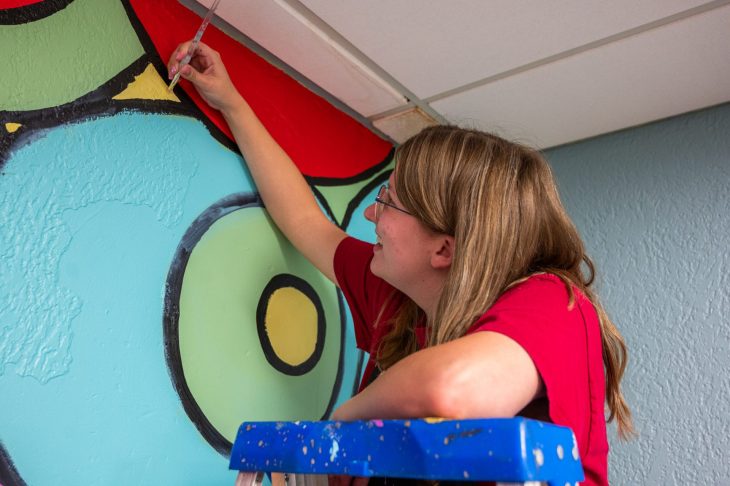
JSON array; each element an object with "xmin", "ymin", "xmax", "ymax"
[{"xmin": 376, "ymin": 126, "xmax": 634, "ymax": 439}]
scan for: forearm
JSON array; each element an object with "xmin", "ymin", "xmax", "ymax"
[
  {"xmin": 222, "ymin": 99, "xmax": 323, "ymax": 235},
  {"xmin": 332, "ymin": 374, "xmax": 427, "ymax": 421},
  {"xmin": 221, "ymin": 98, "xmax": 344, "ymax": 281},
  {"xmin": 332, "ymin": 332, "xmax": 542, "ymax": 421},
  {"xmin": 332, "ymin": 350, "xmax": 444, "ymax": 421}
]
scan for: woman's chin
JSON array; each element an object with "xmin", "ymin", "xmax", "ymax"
[{"xmin": 369, "ymin": 255, "xmax": 383, "ymax": 278}]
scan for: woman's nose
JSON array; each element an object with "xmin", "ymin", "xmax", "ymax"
[{"xmin": 364, "ymin": 203, "xmax": 376, "ymax": 223}]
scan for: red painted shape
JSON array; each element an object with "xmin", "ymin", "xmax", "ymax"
[
  {"xmin": 0, "ymin": 0, "xmax": 44, "ymax": 8},
  {"xmin": 128, "ymin": 0, "xmax": 392, "ymax": 179}
]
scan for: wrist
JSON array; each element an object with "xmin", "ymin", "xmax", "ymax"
[{"xmin": 220, "ymin": 93, "xmax": 249, "ymax": 119}]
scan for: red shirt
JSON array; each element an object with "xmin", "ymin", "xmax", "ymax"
[{"xmin": 334, "ymin": 237, "xmax": 609, "ymax": 486}]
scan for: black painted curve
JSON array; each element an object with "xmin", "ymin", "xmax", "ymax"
[{"xmin": 0, "ymin": 0, "xmax": 74, "ymax": 25}]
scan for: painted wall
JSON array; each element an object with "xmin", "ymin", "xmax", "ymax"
[
  {"xmin": 546, "ymin": 102, "xmax": 730, "ymax": 485},
  {"xmin": 0, "ymin": 1, "xmax": 391, "ymax": 484}
]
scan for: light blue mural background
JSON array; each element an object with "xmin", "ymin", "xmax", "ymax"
[
  {"xmin": 0, "ymin": 112, "xmax": 373, "ymax": 485},
  {"xmin": 1, "ymin": 113, "xmax": 242, "ymax": 484}
]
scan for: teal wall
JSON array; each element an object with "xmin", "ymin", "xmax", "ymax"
[{"xmin": 546, "ymin": 102, "xmax": 730, "ymax": 484}]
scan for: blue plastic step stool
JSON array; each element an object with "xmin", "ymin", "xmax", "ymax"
[{"xmin": 229, "ymin": 418, "xmax": 583, "ymax": 485}]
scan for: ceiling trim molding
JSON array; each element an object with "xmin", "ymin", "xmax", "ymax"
[{"xmin": 179, "ymin": 0, "xmax": 398, "ymax": 142}]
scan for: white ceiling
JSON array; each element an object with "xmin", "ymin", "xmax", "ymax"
[{"xmin": 192, "ymin": 0, "xmax": 730, "ymax": 147}]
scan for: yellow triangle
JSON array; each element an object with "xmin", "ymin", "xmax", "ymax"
[
  {"xmin": 113, "ymin": 63, "xmax": 180, "ymax": 102},
  {"xmin": 5, "ymin": 123, "xmax": 22, "ymax": 133}
]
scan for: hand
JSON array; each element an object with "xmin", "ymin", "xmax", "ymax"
[{"xmin": 167, "ymin": 41, "xmax": 243, "ymax": 112}]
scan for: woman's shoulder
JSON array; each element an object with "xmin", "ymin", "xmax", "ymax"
[
  {"xmin": 496, "ymin": 273, "xmax": 582, "ymax": 308},
  {"xmin": 335, "ymin": 235, "xmax": 374, "ymax": 260},
  {"xmin": 472, "ymin": 272, "xmax": 599, "ymax": 334}
]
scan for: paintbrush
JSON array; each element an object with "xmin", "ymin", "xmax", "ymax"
[{"xmin": 168, "ymin": 0, "xmax": 222, "ymax": 91}]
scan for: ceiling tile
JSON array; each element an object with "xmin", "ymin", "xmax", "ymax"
[
  {"xmin": 301, "ymin": 0, "xmax": 712, "ymax": 99},
  {"xmin": 429, "ymin": 5, "xmax": 730, "ymax": 148}
]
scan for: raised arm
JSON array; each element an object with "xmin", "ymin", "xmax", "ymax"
[{"xmin": 168, "ymin": 41, "xmax": 346, "ymax": 283}]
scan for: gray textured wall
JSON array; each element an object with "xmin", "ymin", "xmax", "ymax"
[{"xmin": 546, "ymin": 103, "xmax": 730, "ymax": 485}]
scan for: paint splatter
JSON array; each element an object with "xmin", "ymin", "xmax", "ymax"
[
  {"xmin": 329, "ymin": 440, "xmax": 339, "ymax": 462},
  {"xmin": 533, "ymin": 448, "xmax": 544, "ymax": 467}
]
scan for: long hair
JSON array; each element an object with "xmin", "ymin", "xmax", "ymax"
[{"xmin": 375, "ymin": 125, "xmax": 634, "ymax": 439}]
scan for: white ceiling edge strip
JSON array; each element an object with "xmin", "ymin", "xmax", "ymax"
[{"xmin": 191, "ymin": 0, "xmax": 408, "ymax": 118}]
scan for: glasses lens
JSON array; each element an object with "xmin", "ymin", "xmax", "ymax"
[{"xmin": 374, "ymin": 185, "xmax": 386, "ymax": 221}]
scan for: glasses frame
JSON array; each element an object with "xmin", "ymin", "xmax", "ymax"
[{"xmin": 374, "ymin": 185, "xmax": 411, "ymax": 221}]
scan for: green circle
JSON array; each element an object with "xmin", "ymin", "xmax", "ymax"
[{"xmin": 178, "ymin": 207, "xmax": 341, "ymax": 443}]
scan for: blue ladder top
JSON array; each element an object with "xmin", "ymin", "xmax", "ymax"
[{"xmin": 229, "ymin": 417, "xmax": 584, "ymax": 485}]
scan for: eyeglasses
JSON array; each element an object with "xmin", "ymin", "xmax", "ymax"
[{"xmin": 374, "ymin": 185, "xmax": 411, "ymax": 221}]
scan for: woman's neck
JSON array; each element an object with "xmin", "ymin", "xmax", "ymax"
[{"xmin": 405, "ymin": 272, "xmax": 447, "ymax": 325}]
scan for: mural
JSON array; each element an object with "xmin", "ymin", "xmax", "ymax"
[{"xmin": 0, "ymin": 0, "xmax": 393, "ymax": 484}]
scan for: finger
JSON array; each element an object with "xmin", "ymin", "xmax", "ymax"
[
  {"xmin": 180, "ymin": 63, "xmax": 203, "ymax": 85},
  {"xmin": 191, "ymin": 41, "xmax": 214, "ymax": 57},
  {"xmin": 170, "ymin": 41, "xmax": 216, "ymax": 79},
  {"xmin": 189, "ymin": 54, "xmax": 210, "ymax": 73},
  {"xmin": 185, "ymin": 42, "xmax": 221, "ymax": 77},
  {"xmin": 180, "ymin": 63, "xmax": 194, "ymax": 80},
  {"xmin": 175, "ymin": 41, "xmax": 193, "ymax": 61},
  {"xmin": 194, "ymin": 42, "xmax": 223, "ymax": 66},
  {"xmin": 167, "ymin": 41, "xmax": 192, "ymax": 79}
]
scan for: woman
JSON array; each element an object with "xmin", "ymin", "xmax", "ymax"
[{"xmin": 168, "ymin": 41, "xmax": 633, "ymax": 485}]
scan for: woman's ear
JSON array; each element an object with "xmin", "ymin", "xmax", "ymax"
[{"xmin": 431, "ymin": 235, "xmax": 455, "ymax": 269}]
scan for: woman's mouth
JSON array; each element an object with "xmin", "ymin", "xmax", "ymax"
[{"xmin": 374, "ymin": 234, "xmax": 383, "ymax": 250}]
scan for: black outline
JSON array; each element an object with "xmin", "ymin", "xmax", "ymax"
[
  {"xmin": 1, "ymin": 0, "xmax": 241, "ymax": 169},
  {"xmin": 309, "ymin": 185, "xmax": 338, "ymax": 223},
  {"xmin": 327, "ymin": 290, "xmax": 347, "ymax": 418},
  {"xmin": 1, "ymin": 55, "xmax": 187, "ymax": 164},
  {"xmin": 306, "ymin": 147, "xmax": 395, "ymax": 187},
  {"xmin": 0, "ymin": 53, "xmax": 239, "ymax": 169},
  {"xmin": 256, "ymin": 274, "xmax": 325, "ymax": 376},
  {"xmin": 0, "ymin": 0, "xmax": 74, "ymax": 25},
  {"xmin": 341, "ymin": 169, "xmax": 392, "ymax": 230},
  {"xmin": 163, "ymin": 194, "xmax": 259, "ymax": 455},
  {"xmin": 352, "ymin": 349, "xmax": 366, "ymax": 397},
  {"xmin": 307, "ymin": 149, "xmax": 395, "ymax": 227},
  {"xmin": 0, "ymin": 442, "xmax": 26, "ymax": 486},
  {"xmin": 163, "ymin": 193, "xmax": 347, "ymax": 454}
]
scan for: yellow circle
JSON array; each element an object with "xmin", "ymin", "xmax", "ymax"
[{"xmin": 265, "ymin": 287, "xmax": 319, "ymax": 366}]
